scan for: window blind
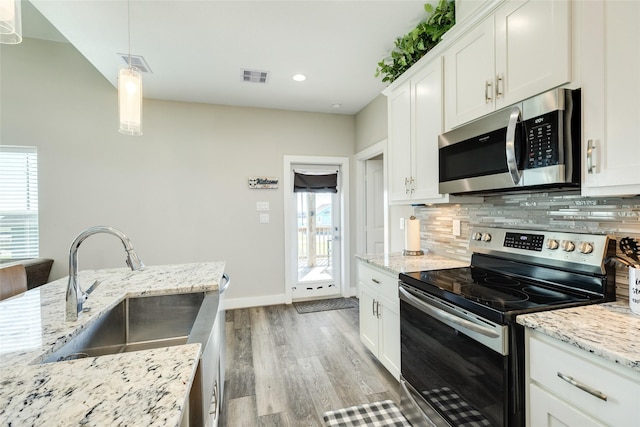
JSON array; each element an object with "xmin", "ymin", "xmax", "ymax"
[
  {"xmin": 0, "ymin": 146, "xmax": 39, "ymax": 259},
  {"xmin": 293, "ymin": 172, "xmax": 338, "ymax": 193}
]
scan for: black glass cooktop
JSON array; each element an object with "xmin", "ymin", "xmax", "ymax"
[{"xmin": 399, "ymin": 265, "xmax": 603, "ymax": 324}]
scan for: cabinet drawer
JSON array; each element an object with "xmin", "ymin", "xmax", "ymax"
[
  {"xmin": 529, "ymin": 335, "xmax": 640, "ymax": 426},
  {"xmin": 357, "ymin": 262, "xmax": 398, "ymax": 302},
  {"xmin": 529, "ymin": 383, "xmax": 606, "ymax": 427}
]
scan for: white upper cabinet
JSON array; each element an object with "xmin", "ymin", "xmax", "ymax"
[
  {"xmin": 444, "ymin": 18, "xmax": 495, "ymax": 129},
  {"xmin": 445, "ymin": 0, "xmax": 571, "ymax": 130},
  {"xmin": 412, "ymin": 59, "xmax": 447, "ymax": 202},
  {"xmin": 387, "ymin": 58, "xmax": 476, "ymax": 204},
  {"xmin": 387, "ymin": 80, "xmax": 413, "ymax": 203},
  {"xmin": 580, "ymin": 0, "xmax": 640, "ymax": 197}
]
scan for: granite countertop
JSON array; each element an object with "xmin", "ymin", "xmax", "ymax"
[
  {"xmin": 0, "ymin": 261, "xmax": 225, "ymax": 426},
  {"xmin": 517, "ymin": 301, "xmax": 640, "ymax": 374},
  {"xmin": 356, "ymin": 251, "xmax": 469, "ymax": 275}
]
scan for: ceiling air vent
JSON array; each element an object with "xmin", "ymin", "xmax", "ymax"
[
  {"xmin": 118, "ymin": 54, "xmax": 153, "ymax": 73},
  {"xmin": 242, "ymin": 69, "xmax": 269, "ymax": 83}
]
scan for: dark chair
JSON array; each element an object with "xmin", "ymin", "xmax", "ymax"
[{"xmin": 0, "ymin": 264, "xmax": 28, "ymax": 300}]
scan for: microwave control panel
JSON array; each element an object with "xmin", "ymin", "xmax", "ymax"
[{"xmin": 524, "ymin": 111, "xmax": 560, "ymax": 169}]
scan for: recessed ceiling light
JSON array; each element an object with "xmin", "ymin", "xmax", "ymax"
[
  {"xmin": 292, "ymin": 73, "xmax": 306, "ymax": 82},
  {"xmin": 331, "ymin": 103, "xmax": 342, "ymax": 109}
]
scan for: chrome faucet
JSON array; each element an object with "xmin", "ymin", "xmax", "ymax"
[{"xmin": 66, "ymin": 226, "xmax": 145, "ymax": 321}]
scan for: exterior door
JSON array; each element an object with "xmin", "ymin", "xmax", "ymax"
[{"xmin": 292, "ymin": 165, "xmax": 342, "ymax": 300}]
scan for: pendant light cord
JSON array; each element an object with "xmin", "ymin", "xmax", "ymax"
[{"xmin": 127, "ymin": 0, "xmax": 131, "ymax": 69}]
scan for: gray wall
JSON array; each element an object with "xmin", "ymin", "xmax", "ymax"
[
  {"xmin": 354, "ymin": 94, "xmax": 387, "ymax": 153},
  {"xmin": 1, "ymin": 38, "xmax": 356, "ymax": 307}
]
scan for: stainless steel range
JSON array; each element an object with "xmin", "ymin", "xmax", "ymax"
[{"xmin": 398, "ymin": 227, "xmax": 616, "ymax": 427}]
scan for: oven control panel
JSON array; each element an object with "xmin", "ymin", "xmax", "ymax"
[{"xmin": 469, "ymin": 227, "xmax": 613, "ymax": 269}]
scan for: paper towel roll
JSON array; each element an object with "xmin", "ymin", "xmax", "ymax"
[{"xmin": 405, "ymin": 217, "xmax": 421, "ymax": 252}]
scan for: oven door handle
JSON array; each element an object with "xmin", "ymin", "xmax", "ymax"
[
  {"xmin": 505, "ymin": 106, "xmax": 523, "ymax": 186},
  {"xmin": 399, "ymin": 286, "xmax": 499, "ymax": 339}
]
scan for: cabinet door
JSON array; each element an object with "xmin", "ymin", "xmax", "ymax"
[
  {"xmin": 444, "ymin": 18, "xmax": 495, "ymax": 130},
  {"xmin": 387, "ymin": 81, "xmax": 413, "ymax": 203},
  {"xmin": 494, "ymin": 0, "xmax": 571, "ymax": 108},
  {"xmin": 529, "ymin": 384, "xmax": 606, "ymax": 427},
  {"xmin": 581, "ymin": 0, "xmax": 640, "ymax": 196},
  {"xmin": 412, "ymin": 57, "xmax": 447, "ymax": 203},
  {"xmin": 377, "ymin": 295, "xmax": 400, "ymax": 380},
  {"xmin": 359, "ymin": 283, "xmax": 379, "ymax": 355}
]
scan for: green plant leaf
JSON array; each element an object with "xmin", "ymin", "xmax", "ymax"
[{"xmin": 376, "ymin": 1, "xmax": 455, "ymax": 83}]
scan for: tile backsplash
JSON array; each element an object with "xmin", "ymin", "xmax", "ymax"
[{"xmin": 413, "ymin": 191, "xmax": 640, "ymax": 300}]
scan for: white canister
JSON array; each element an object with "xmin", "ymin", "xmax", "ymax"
[{"xmin": 629, "ymin": 267, "xmax": 640, "ymax": 315}]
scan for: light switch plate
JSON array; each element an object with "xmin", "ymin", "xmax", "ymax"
[
  {"xmin": 259, "ymin": 213, "xmax": 270, "ymax": 224},
  {"xmin": 400, "ymin": 218, "xmax": 405, "ymax": 230},
  {"xmin": 256, "ymin": 202, "xmax": 270, "ymax": 211}
]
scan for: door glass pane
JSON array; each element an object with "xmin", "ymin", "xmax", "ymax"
[{"xmin": 297, "ymin": 192, "xmax": 334, "ymax": 283}]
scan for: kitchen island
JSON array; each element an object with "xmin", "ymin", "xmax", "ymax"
[{"xmin": 0, "ymin": 262, "xmax": 224, "ymax": 426}]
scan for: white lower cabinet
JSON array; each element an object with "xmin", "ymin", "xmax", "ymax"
[
  {"xmin": 525, "ymin": 329, "xmax": 640, "ymax": 427},
  {"xmin": 358, "ymin": 260, "xmax": 400, "ymax": 380}
]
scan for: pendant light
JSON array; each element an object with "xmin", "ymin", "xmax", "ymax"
[
  {"xmin": 0, "ymin": 0, "xmax": 22, "ymax": 44},
  {"xmin": 118, "ymin": 0, "xmax": 142, "ymax": 135}
]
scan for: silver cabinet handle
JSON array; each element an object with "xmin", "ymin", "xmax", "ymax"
[
  {"xmin": 372, "ymin": 299, "xmax": 377, "ymax": 316},
  {"xmin": 220, "ymin": 273, "xmax": 230, "ymax": 293},
  {"xmin": 371, "ymin": 278, "xmax": 381, "ymax": 284},
  {"xmin": 376, "ymin": 301, "xmax": 381, "ymax": 318},
  {"xmin": 587, "ymin": 139, "xmax": 596, "ymax": 174},
  {"xmin": 409, "ymin": 177, "xmax": 415, "ymax": 194},
  {"xmin": 506, "ymin": 106, "xmax": 523, "ymax": 185},
  {"xmin": 496, "ymin": 74, "xmax": 504, "ymax": 99},
  {"xmin": 405, "ymin": 177, "xmax": 410, "ymax": 194},
  {"xmin": 557, "ymin": 372, "xmax": 607, "ymax": 401},
  {"xmin": 485, "ymin": 80, "xmax": 493, "ymax": 103}
]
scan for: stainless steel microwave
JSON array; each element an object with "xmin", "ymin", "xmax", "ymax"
[{"xmin": 438, "ymin": 88, "xmax": 580, "ymax": 195}]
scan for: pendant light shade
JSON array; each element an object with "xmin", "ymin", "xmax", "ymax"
[
  {"xmin": 0, "ymin": 0, "xmax": 22, "ymax": 44},
  {"xmin": 118, "ymin": 67, "xmax": 143, "ymax": 135},
  {"xmin": 118, "ymin": 0, "xmax": 142, "ymax": 136}
]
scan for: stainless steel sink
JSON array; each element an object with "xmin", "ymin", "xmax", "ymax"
[{"xmin": 42, "ymin": 292, "xmax": 206, "ymax": 363}]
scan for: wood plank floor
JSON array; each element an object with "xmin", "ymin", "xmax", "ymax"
[{"xmin": 220, "ymin": 303, "xmax": 401, "ymax": 426}]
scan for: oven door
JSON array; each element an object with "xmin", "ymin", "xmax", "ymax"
[{"xmin": 399, "ymin": 283, "xmax": 511, "ymax": 427}]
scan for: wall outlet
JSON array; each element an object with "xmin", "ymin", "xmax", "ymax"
[
  {"xmin": 256, "ymin": 201, "xmax": 269, "ymax": 211},
  {"xmin": 452, "ymin": 219, "xmax": 461, "ymax": 237},
  {"xmin": 259, "ymin": 213, "xmax": 270, "ymax": 224},
  {"xmin": 400, "ymin": 218, "xmax": 405, "ymax": 230}
]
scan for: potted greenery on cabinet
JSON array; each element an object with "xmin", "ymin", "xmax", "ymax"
[{"xmin": 375, "ymin": 0, "xmax": 455, "ymax": 83}]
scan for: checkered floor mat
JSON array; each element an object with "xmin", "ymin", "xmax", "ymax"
[
  {"xmin": 423, "ymin": 387, "xmax": 492, "ymax": 427},
  {"xmin": 323, "ymin": 400, "xmax": 411, "ymax": 427}
]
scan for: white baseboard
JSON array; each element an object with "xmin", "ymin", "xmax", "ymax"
[
  {"xmin": 223, "ymin": 293, "xmax": 288, "ymax": 310},
  {"xmin": 223, "ymin": 288, "xmax": 358, "ymax": 310}
]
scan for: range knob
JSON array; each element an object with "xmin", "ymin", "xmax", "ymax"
[
  {"xmin": 481, "ymin": 233, "xmax": 492, "ymax": 242},
  {"xmin": 578, "ymin": 242, "xmax": 594, "ymax": 254},
  {"xmin": 547, "ymin": 239, "xmax": 560, "ymax": 250},
  {"xmin": 561, "ymin": 240, "xmax": 576, "ymax": 252},
  {"xmin": 472, "ymin": 232, "xmax": 483, "ymax": 241}
]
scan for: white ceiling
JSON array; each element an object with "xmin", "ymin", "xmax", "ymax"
[{"xmin": 25, "ymin": 0, "xmax": 432, "ymax": 115}]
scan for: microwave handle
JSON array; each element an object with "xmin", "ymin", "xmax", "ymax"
[{"xmin": 505, "ymin": 106, "xmax": 523, "ymax": 185}]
